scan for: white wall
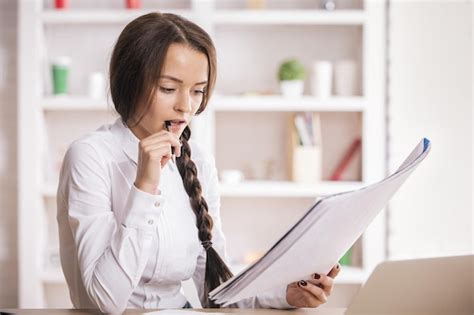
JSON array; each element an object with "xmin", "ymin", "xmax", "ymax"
[
  {"xmin": 388, "ymin": 0, "xmax": 473, "ymax": 259},
  {"xmin": 0, "ymin": 0, "xmax": 18, "ymax": 307}
]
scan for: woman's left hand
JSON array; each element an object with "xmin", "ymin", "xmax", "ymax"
[{"xmin": 286, "ymin": 263, "xmax": 341, "ymax": 308}]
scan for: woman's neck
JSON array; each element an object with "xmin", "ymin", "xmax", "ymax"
[{"xmin": 128, "ymin": 121, "xmax": 150, "ymax": 140}]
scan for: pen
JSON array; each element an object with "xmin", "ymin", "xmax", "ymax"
[{"xmin": 164, "ymin": 120, "xmax": 176, "ymax": 165}]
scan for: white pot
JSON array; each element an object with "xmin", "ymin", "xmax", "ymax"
[
  {"xmin": 280, "ymin": 80, "xmax": 304, "ymax": 98},
  {"xmin": 334, "ymin": 60, "xmax": 358, "ymax": 96}
]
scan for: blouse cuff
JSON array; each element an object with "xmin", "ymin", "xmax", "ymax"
[
  {"xmin": 121, "ymin": 184, "xmax": 165, "ymax": 232},
  {"xmin": 256, "ymin": 285, "xmax": 296, "ymax": 309}
]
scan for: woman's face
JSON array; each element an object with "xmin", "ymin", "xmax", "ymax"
[{"xmin": 133, "ymin": 42, "xmax": 209, "ymax": 139}]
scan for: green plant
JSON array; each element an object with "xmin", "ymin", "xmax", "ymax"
[{"xmin": 278, "ymin": 59, "xmax": 306, "ymax": 81}]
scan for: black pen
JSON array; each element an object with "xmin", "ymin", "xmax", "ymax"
[{"xmin": 164, "ymin": 120, "xmax": 176, "ymax": 165}]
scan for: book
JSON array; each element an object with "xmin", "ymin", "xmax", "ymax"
[
  {"xmin": 294, "ymin": 114, "xmax": 313, "ymax": 146},
  {"xmin": 210, "ymin": 138, "xmax": 431, "ymax": 306},
  {"xmin": 330, "ymin": 138, "xmax": 362, "ymax": 181},
  {"xmin": 293, "ymin": 112, "xmax": 322, "ymax": 147}
]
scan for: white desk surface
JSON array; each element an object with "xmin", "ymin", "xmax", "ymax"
[{"xmin": 0, "ymin": 308, "xmax": 347, "ymax": 315}]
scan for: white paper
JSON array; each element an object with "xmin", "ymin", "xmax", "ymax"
[{"xmin": 210, "ymin": 138, "xmax": 431, "ymax": 306}]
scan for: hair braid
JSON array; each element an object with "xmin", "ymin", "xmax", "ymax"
[{"xmin": 176, "ymin": 126, "xmax": 234, "ymax": 308}]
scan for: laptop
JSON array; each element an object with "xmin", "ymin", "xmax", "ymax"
[{"xmin": 345, "ymin": 255, "xmax": 474, "ymax": 315}]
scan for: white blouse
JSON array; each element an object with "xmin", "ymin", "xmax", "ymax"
[{"xmin": 57, "ymin": 118, "xmax": 291, "ymax": 313}]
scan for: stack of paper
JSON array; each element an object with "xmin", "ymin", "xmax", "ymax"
[{"xmin": 210, "ymin": 138, "xmax": 431, "ymax": 306}]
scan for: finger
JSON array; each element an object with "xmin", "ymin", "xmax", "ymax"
[
  {"xmin": 327, "ymin": 263, "xmax": 341, "ymax": 279},
  {"xmin": 142, "ymin": 131, "xmax": 181, "ymax": 149},
  {"xmin": 160, "ymin": 156, "xmax": 171, "ymax": 167},
  {"xmin": 141, "ymin": 143, "xmax": 173, "ymax": 164},
  {"xmin": 298, "ymin": 280, "xmax": 327, "ymax": 305},
  {"xmin": 295, "ymin": 289, "xmax": 323, "ymax": 308},
  {"xmin": 176, "ymin": 139, "xmax": 182, "ymax": 157},
  {"xmin": 141, "ymin": 133, "xmax": 180, "ymax": 152},
  {"xmin": 141, "ymin": 133, "xmax": 181, "ymax": 156},
  {"xmin": 307, "ymin": 273, "xmax": 334, "ymax": 296}
]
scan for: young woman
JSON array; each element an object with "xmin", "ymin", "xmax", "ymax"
[{"xmin": 57, "ymin": 12, "xmax": 340, "ymax": 313}]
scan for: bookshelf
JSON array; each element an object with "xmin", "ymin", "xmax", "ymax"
[{"xmin": 18, "ymin": 0, "xmax": 386, "ymax": 307}]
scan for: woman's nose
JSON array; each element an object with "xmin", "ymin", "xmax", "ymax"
[{"xmin": 175, "ymin": 92, "xmax": 192, "ymax": 113}]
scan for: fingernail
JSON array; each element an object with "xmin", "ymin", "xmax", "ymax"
[
  {"xmin": 313, "ymin": 273, "xmax": 321, "ymax": 280},
  {"xmin": 298, "ymin": 280, "xmax": 307, "ymax": 287}
]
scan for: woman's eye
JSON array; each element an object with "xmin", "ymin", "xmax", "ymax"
[
  {"xmin": 160, "ymin": 87, "xmax": 175, "ymax": 93},
  {"xmin": 194, "ymin": 90, "xmax": 205, "ymax": 95}
]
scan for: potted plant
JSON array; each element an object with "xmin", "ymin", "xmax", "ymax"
[{"xmin": 278, "ymin": 58, "xmax": 306, "ymax": 97}]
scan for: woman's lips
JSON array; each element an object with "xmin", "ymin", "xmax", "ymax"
[{"xmin": 168, "ymin": 121, "xmax": 185, "ymax": 132}]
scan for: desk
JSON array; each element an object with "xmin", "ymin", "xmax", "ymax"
[{"xmin": 1, "ymin": 308, "xmax": 347, "ymax": 315}]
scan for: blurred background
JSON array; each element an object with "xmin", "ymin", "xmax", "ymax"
[{"xmin": 0, "ymin": 0, "xmax": 472, "ymax": 309}]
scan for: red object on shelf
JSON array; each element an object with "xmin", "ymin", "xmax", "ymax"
[
  {"xmin": 55, "ymin": 0, "xmax": 68, "ymax": 9},
  {"xmin": 330, "ymin": 138, "xmax": 362, "ymax": 181},
  {"xmin": 126, "ymin": 0, "xmax": 141, "ymax": 9}
]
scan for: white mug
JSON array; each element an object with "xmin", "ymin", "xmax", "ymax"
[{"xmin": 311, "ymin": 61, "xmax": 333, "ymax": 98}]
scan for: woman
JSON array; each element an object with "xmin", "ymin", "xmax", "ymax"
[{"xmin": 57, "ymin": 12, "xmax": 340, "ymax": 313}]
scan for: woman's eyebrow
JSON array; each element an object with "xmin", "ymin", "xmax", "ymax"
[{"xmin": 160, "ymin": 75, "xmax": 207, "ymax": 85}]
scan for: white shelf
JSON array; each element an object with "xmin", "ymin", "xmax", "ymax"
[
  {"xmin": 41, "ymin": 9, "xmax": 193, "ymax": 24},
  {"xmin": 41, "ymin": 9, "xmax": 363, "ymax": 26},
  {"xmin": 212, "ymin": 95, "xmax": 366, "ymax": 112},
  {"xmin": 40, "ymin": 264, "xmax": 368, "ymax": 285},
  {"xmin": 231, "ymin": 263, "xmax": 368, "ymax": 284},
  {"xmin": 212, "ymin": 10, "xmax": 365, "ymax": 25},
  {"xmin": 219, "ymin": 180, "xmax": 365, "ymax": 198},
  {"xmin": 42, "ymin": 95, "xmax": 366, "ymax": 112},
  {"xmin": 43, "ymin": 180, "xmax": 364, "ymax": 199},
  {"xmin": 42, "ymin": 96, "xmax": 110, "ymax": 111}
]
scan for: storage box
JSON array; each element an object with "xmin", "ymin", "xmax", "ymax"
[
  {"xmin": 288, "ymin": 113, "xmax": 323, "ymax": 184},
  {"xmin": 291, "ymin": 145, "xmax": 323, "ymax": 184}
]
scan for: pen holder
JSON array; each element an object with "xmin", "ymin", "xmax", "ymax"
[{"xmin": 291, "ymin": 145, "xmax": 322, "ymax": 184}]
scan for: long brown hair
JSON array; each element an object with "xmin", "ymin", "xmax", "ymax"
[{"xmin": 109, "ymin": 12, "xmax": 232, "ymax": 308}]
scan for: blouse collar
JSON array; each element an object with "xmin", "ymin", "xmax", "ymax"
[{"xmin": 111, "ymin": 118, "xmax": 139, "ymax": 165}]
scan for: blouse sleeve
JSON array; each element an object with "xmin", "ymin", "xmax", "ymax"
[
  {"xmin": 190, "ymin": 152, "xmax": 294, "ymax": 309},
  {"xmin": 57, "ymin": 140, "xmax": 165, "ymax": 314}
]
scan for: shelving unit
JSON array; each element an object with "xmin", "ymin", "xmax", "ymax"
[{"xmin": 18, "ymin": 0, "xmax": 386, "ymax": 308}]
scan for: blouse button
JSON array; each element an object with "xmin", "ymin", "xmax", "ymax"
[
  {"xmin": 154, "ymin": 201, "xmax": 161, "ymax": 208},
  {"xmin": 148, "ymin": 219, "xmax": 154, "ymax": 225}
]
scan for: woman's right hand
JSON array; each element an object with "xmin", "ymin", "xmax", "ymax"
[{"xmin": 134, "ymin": 130, "xmax": 182, "ymax": 194}]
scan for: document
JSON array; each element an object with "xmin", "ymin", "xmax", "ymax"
[{"xmin": 210, "ymin": 138, "xmax": 431, "ymax": 306}]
